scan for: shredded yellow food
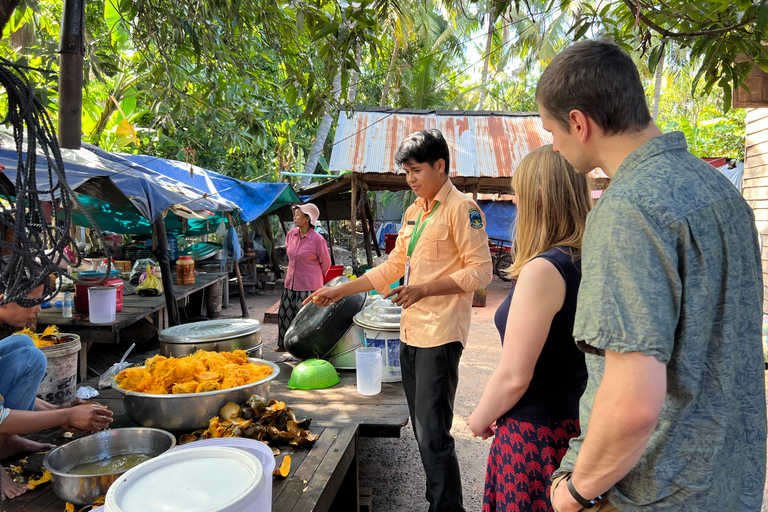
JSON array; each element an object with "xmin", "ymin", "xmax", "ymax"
[
  {"xmin": 16, "ymin": 325, "xmax": 59, "ymax": 347},
  {"xmin": 116, "ymin": 350, "xmax": 273, "ymax": 394}
]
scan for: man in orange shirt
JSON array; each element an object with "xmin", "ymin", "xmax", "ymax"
[{"xmin": 306, "ymin": 129, "xmax": 493, "ymax": 512}]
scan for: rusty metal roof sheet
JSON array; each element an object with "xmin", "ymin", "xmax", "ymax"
[{"xmin": 328, "ymin": 108, "xmax": 552, "ymax": 178}]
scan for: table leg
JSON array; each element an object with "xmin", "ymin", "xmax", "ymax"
[
  {"xmin": 223, "ymin": 278, "xmax": 229, "ymax": 309},
  {"xmin": 329, "ymin": 429, "xmax": 359, "ymax": 512},
  {"xmin": 78, "ymin": 342, "xmax": 91, "ymax": 383}
]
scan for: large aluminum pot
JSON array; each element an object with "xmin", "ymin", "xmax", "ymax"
[
  {"xmin": 43, "ymin": 428, "xmax": 175, "ymax": 506},
  {"xmin": 112, "ymin": 358, "xmax": 279, "ymax": 431},
  {"xmin": 158, "ymin": 318, "xmax": 262, "ymax": 358}
]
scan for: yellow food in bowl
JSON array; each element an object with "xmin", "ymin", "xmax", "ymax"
[{"xmin": 116, "ymin": 350, "xmax": 274, "ymax": 394}]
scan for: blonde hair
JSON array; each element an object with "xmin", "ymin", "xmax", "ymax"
[{"xmin": 507, "ymin": 144, "xmax": 592, "ymax": 280}]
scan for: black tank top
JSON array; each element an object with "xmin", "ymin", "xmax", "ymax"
[{"xmin": 493, "ymin": 246, "xmax": 587, "ymax": 422}]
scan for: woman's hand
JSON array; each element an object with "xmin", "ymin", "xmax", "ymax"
[
  {"xmin": 383, "ymin": 285, "xmax": 426, "ymax": 309},
  {"xmin": 65, "ymin": 404, "xmax": 113, "ymax": 432},
  {"xmin": 303, "ymin": 287, "xmax": 345, "ymax": 307},
  {"xmin": 467, "ymin": 410, "xmax": 496, "ymax": 440}
]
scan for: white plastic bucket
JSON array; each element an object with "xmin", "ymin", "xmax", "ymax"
[
  {"xmin": 36, "ymin": 337, "xmax": 81, "ymax": 405},
  {"xmin": 89, "ymin": 286, "xmax": 117, "ymax": 324},
  {"xmin": 363, "ymin": 328, "xmax": 402, "ymax": 382},
  {"xmin": 356, "ymin": 347, "xmax": 382, "ymax": 396},
  {"xmin": 169, "ymin": 438, "xmax": 275, "ymax": 511},
  {"xmin": 104, "ymin": 446, "xmax": 265, "ymax": 512}
]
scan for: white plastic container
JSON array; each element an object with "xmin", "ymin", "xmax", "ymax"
[
  {"xmin": 169, "ymin": 438, "xmax": 275, "ymax": 511},
  {"xmin": 104, "ymin": 446, "xmax": 265, "ymax": 512},
  {"xmin": 363, "ymin": 329, "xmax": 402, "ymax": 382},
  {"xmin": 88, "ymin": 286, "xmax": 117, "ymax": 324},
  {"xmin": 355, "ymin": 347, "xmax": 382, "ymax": 396}
]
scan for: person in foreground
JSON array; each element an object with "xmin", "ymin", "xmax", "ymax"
[
  {"xmin": 468, "ymin": 145, "xmax": 591, "ymax": 512},
  {"xmin": 306, "ymin": 129, "xmax": 492, "ymax": 512},
  {"xmin": 0, "ymin": 264, "xmax": 113, "ymax": 500},
  {"xmin": 536, "ymin": 40, "xmax": 766, "ymax": 512},
  {"xmin": 277, "ymin": 203, "xmax": 331, "ymax": 351}
]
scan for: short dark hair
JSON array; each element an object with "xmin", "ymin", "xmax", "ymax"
[
  {"xmin": 395, "ymin": 129, "xmax": 450, "ymax": 173},
  {"xmin": 536, "ymin": 39, "xmax": 651, "ymax": 135}
]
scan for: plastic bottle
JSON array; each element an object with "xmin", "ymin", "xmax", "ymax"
[
  {"xmin": 62, "ymin": 291, "xmax": 73, "ymax": 318},
  {"xmin": 98, "ymin": 259, "xmax": 108, "ymax": 273}
]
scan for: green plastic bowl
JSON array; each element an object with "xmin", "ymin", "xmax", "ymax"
[{"xmin": 287, "ymin": 359, "xmax": 340, "ymax": 390}]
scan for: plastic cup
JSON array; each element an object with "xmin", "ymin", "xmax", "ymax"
[
  {"xmin": 88, "ymin": 286, "xmax": 117, "ymax": 324},
  {"xmin": 356, "ymin": 347, "xmax": 382, "ymax": 396}
]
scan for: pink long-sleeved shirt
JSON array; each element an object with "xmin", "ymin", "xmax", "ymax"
[{"xmin": 284, "ymin": 228, "xmax": 331, "ymax": 291}]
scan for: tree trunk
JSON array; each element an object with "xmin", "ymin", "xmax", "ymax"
[
  {"xmin": 380, "ymin": 37, "xmax": 401, "ymax": 107},
  {"xmin": 347, "ymin": 43, "xmax": 362, "ymax": 103},
  {"xmin": 300, "ymin": 68, "xmax": 343, "ymax": 188},
  {"xmin": 477, "ymin": 9, "xmax": 495, "ymax": 110},
  {"xmin": 152, "ymin": 216, "xmax": 180, "ymax": 327},
  {"xmin": 652, "ymin": 44, "xmax": 665, "ymax": 122}
]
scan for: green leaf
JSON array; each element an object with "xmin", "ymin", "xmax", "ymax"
[
  {"xmin": 313, "ymin": 22, "xmax": 338, "ymax": 41},
  {"xmin": 573, "ymin": 22, "xmax": 590, "ymax": 41},
  {"xmin": 758, "ymin": 2, "xmax": 768, "ymax": 32},
  {"xmin": 648, "ymin": 45, "xmax": 662, "ymax": 75}
]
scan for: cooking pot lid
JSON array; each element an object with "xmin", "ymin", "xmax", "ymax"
[
  {"xmin": 353, "ymin": 297, "xmax": 402, "ymax": 330},
  {"xmin": 159, "ymin": 319, "xmax": 261, "ymax": 343}
]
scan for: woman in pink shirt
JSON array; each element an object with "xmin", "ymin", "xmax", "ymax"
[{"xmin": 277, "ymin": 203, "xmax": 331, "ymax": 350}]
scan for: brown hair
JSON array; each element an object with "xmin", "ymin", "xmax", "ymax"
[
  {"xmin": 536, "ymin": 39, "xmax": 651, "ymax": 135},
  {"xmin": 507, "ymin": 145, "xmax": 592, "ymax": 280}
]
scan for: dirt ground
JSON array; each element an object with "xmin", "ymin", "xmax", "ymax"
[{"xmin": 84, "ymin": 276, "xmax": 768, "ymax": 512}]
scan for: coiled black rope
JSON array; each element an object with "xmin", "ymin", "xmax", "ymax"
[{"xmin": 0, "ymin": 57, "xmax": 109, "ymax": 307}]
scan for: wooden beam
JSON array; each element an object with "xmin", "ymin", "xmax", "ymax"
[
  {"xmin": 350, "ymin": 174, "xmax": 359, "ymax": 274},
  {"xmin": 152, "ymin": 215, "xmax": 180, "ymax": 327},
  {"xmin": 263, "ymin": 215, "xmax": 282, "ymax": 280},
  {"xmin": 361, "ymin": 197, "xmax": 374, "ymax": 269},
  {"xmin": 226, "ymin": 212, "xmax": 250, "ymax": 318},
  {"xmin": 364, "ymin": 196, "xmax": 381, "ymax": 258},
  {"xmin": 324, "ymin": 196, "xmax": 336, "ymax": 266}
]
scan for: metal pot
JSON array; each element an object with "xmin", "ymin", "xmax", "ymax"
[
  {"xmin": 323, "ymin": 323, "xmax": 366, "ymax": 369},
  {"xmin": 353, "ymin": 297, "xmax": 403, "ymax": 330},
  {"xmin": 111, "ymin": 358, "xmax": 279, "ymax": 431},
  {"xmin": 284, "ymin": 276, "xmax": 366, "ymax": 360},
  {"xmin": 158, "ymin": 318, "xmax": 262, "ymax": 358},
  {"xmin": 43, "ymin": 428, "xmax": 176, "ymax": 506}
]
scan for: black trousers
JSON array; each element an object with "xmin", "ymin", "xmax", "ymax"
[{"xmin": 400, "ymin": 342, "xmax": 466, "ymax": 512}]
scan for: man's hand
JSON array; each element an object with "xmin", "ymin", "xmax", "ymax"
[
  {"xmin": 65, "ymin": 404, "xmax": 113, "ymax": 432},
  {"xmin": 383, "ymin": 284, "xmax": 427, "ymax": 309},
  {"xmin": 303, "ymin": 287, "xmax": 345, "ymax": 307},
  {"xmin": 551, "ymin": 476, "xmax": 583, "ymax": 512}
]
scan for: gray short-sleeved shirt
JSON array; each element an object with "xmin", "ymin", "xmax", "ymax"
[{"xmin": 555, "ymin": 132, "xmax": 767, "ymax": 511}]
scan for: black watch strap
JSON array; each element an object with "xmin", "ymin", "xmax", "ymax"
[{"xmin": 566, "ymin": 475, "xmax": 603, "ymax": 509}]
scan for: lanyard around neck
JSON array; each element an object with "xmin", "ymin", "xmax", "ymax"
[{"xmin": 406, "ymin": 202, "xmax": 440, "ymax": 258}]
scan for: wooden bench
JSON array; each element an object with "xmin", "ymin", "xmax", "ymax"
[{"xmin": 263, "ymin": 299, "xmax": 281, "ymax": 324}]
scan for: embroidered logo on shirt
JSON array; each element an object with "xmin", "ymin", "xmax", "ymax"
[{"xmin": 468, "ymin": 208, "xmax": 483, "ymax": 229}]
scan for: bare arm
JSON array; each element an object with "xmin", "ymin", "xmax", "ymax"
[
  {"xmin": 304, "ymin": 275, "xmax": 375, "ymax": 307},
  {"xmin": 467, "ymin": 258, "xmax": 565, "ymax": 438},
  {"xmin": 0, "ymin": 404, "xmax": 113, "ymax": 436},
  {"xmin": 553, "ymin": 350, "xmax": 666, "ymax": 512}
]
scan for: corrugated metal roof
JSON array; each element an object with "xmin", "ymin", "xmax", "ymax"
[{"xmin": 328, "ymin": 108, "xmax": 552, "ymax": 178}]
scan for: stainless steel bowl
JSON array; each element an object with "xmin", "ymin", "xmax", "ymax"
[
  {"xmin": 112, "ymin": 358, "xmax": 280, "ymax": 431},
  {"xmin": 43, "ymin": 428, "xmax": 175, "ymax": 506}
]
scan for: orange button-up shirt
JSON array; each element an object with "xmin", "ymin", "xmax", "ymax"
[{"xmin": 367, "ymin": 179, "xmax": 493, "ymax": 348}]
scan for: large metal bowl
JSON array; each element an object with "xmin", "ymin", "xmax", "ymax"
[
  {"xmin": 158, "ymin": 319, "xmax": 262, "ymax": 358},
  {"xmin": 43, "ymin": 428, "xmax": 175, "ymax": 506},
  {"xmin": 111, "ymin": 358, "xmax": 280, "ymax": 431}
]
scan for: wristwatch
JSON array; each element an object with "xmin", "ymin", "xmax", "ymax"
[{"xmin": 566, "ymin": 475, "xmax": 603, "ymax": 509}]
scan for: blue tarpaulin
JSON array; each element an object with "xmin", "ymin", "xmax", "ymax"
[
  {"xmin": 85, "ymin": 145, "xmax": 301, "ymax": 222},
  {"xmin": 477, "ymin": 200, "xmax": 517, "ymax": 242}
]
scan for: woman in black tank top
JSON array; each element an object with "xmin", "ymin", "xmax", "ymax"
[{"xmin": 467, "ymin": 145, "xmax": 592, "ymax": 512}]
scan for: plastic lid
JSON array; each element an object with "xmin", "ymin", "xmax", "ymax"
[
  {"xmin": 288, "ymin": 359, "xmax": 340, "ymax": 389},
  {"xmin": 105, "ymin": 446, "xmax": 264, "ymax": 512},
  {"xmin": 179, "ymin": 256, "xmax": 193, "ymax": 260},
  {"xmin": 159, "ymin": 318, "xmax": 261, "ymax": 343}
]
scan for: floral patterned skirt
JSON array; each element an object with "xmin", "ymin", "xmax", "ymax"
[{"xmin": 483, "ymin": 415, "xmax": 580, "ymax": 512}]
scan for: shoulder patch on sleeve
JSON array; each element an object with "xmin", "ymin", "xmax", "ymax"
[{"xmin": 468, "ymin": 207, "xmax": 483, "ymax": 229}]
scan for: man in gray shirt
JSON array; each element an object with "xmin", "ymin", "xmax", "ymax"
[{"xmin": 538, "ymin": 40, "xmax": 766, "ymax": 511}]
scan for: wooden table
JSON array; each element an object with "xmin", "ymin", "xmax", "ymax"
[
  {"xmin": 35, "ymin": 272, "xmax": 227, "ymax": 379},
  {"xmin": 6, "ymin": 383, "xmax": 360, "ymax": 512},
  {"xmin": 263, "ymin": 352, "xmax": 410, "ymax": 438}
]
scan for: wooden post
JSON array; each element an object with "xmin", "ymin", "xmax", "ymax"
[
  {"xmin": 364, "ymin": 197, "xmax": 381, "ymax": 258},
  {"xmin": 278, "ymin": 215, "xmax": 288, "ymax": 237},
  {"xmin": 263, "ymin": 215, "xmax": 282, "ymax": 279},
  {"xmin": 152, "ymin": 216, "xmax": 180, "ymax": 327},
  {"xmin": 58, "ymin": 0, "xmax": 85, "ymax": 149},
  {"xmin": 226, "ymin": 212, "xmax": 250, "ymax": 318},
  {"xmin": 350, "ymin": 174, "xmax": 359, "ymax": 274},
  {"xmin": 361, "ymin": 201, "xmax": 374, "ymax": 269},
  {"xmin": 324, "ymin": 196, "xmax": 336, "ymax": 265},
  {"xmin": 472, "ymin": 182, "xmax": 479, "ymax": 202}
]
